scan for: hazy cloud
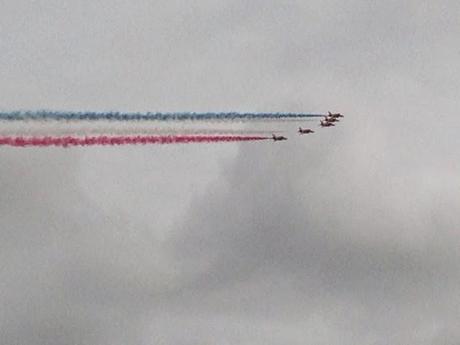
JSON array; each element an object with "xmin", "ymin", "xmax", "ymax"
[{"xmin": 1, "ymin": 1, "xmax": 460, "ymax": 344}]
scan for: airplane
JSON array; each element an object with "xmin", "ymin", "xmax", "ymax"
[
  {"xmin": 298, "ymin": 127, "xmax": 314, "ymax": 134},
  {"xmin": 328, "ymin": 111, "xmax": 344, "ymax": 118},
  {"xmin": 320, "ymin": 120, "xmax": 335, "ymax": 127},
  {"xmin": 272, "ymin": 134, "xmax": 287, "ymax": 141},
  {"xmin": 324, "ymin": 115, "xmax": 339, "ymax": 123}
]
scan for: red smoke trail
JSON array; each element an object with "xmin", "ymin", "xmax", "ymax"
[{"xmin": 0, "ymin": 135, "xmax": 270, "ymax": 147}]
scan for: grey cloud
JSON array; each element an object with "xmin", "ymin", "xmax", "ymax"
[{"xmin": 2, "ymin": 1, "xmax": 460, "ymax": 344}]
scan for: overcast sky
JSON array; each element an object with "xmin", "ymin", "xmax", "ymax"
[{"xmin": 1, "ymin": 1, "xmax": 460, "ymax": 344}]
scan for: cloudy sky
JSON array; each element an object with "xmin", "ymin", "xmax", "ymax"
[{"xmin": 1, "ymin": 1, "xmax": 460, "ymax": 344}]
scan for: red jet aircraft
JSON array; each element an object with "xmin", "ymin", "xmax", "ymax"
[
  {"xmin": 320, "ymin": 120, "xmax": 335, "ymax": 127},
  {"xmin": 328, "ymin": 111, "xmax": 344, "ymax": 118},
  {"xmin": 324, "ymin": 115, "xmax": 339, "ymax": 123},
  {"xmin": 272, "ymin": 134, "xmax": 288, "ymax": 141},
  {"xmin": 298, "ymin": 127, "xmax": 315, "ymax": 134}
]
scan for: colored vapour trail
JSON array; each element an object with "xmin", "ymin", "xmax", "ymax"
[
  {"xmin": 0, "ymin": 111, "xmax": 324, "ymax": 121},
  {"xmin": 0, "ymin": 135, "xmax": 270, "ymax": 147}
]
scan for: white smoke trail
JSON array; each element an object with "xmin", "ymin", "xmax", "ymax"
[{"xmin": 0, "ymin": 120, "xmax": 284, "ymax": 136}]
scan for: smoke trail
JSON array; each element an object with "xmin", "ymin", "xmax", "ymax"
[
  {"xmin": 0, "ymin": 135, "xmax": 270, "ymax": 147},
  {"xmin": 0, "ymin": 120, "xmax": 283, "ymax": 136},
  {"xmin": 0, "ymin": 111, "xmax": 323, "ymax": 121}
]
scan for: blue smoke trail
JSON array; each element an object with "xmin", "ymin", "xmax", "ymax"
[{"xmin": 0, "ymin": 111, "xmax": 324, "ymax": 121}]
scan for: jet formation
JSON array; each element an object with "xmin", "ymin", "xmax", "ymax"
[{"xmin": 272, "ymin": 111, "xmax": 344, "ymax": 141}]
